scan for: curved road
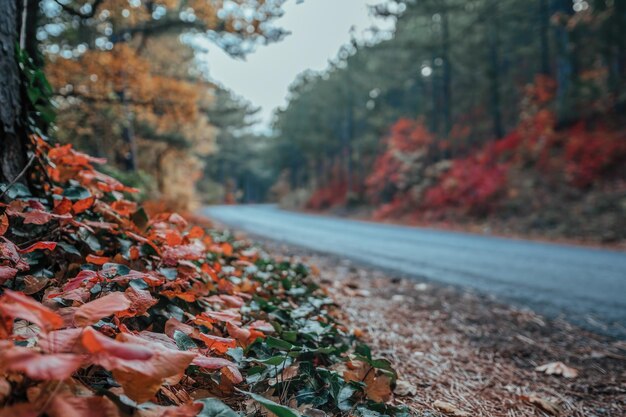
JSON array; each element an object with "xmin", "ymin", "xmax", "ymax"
[{"xmin": 203, "ymin": 204, "xmax": 626, "ymax": 338}]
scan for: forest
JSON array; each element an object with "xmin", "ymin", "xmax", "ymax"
[
  {"xmin": 16, "ymin": 0, "xmax": 624, "ymax": 243},
  {"xmin": 260, "ymin": 0, "xmax": 625, "ymax": 242}
]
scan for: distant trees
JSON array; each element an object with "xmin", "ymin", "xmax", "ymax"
[
  {"xmin": 1, "ymin": 0, "xmax": 288, "ymax": 208},
  {"xmin": 268, "ymin": 0, "xmax": 625, "ymax": 207}
]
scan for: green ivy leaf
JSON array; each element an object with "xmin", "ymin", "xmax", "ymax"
[
  {"xmin": 240, "ymin": 391, "xmax": 300, "ymax": 417},
  {"xmin": 195, "ymin": 398, "xmax": 240, "ymax": 417}
]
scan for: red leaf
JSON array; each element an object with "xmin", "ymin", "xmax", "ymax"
[
  {"xmin": 191, "ymin": 355, "xmax": 237, "ymax": 370},
  {"xmin": 19, "ymin": 209, "xmax": 71, "ymax": 225},
  {"xmin": 197, "ymin": 333, "xmax": 237, "ymax": 354},
  {"xmin": 226, "ymin": 322, "xmax": 264, "ymax": 346},
  {"xmin": 53, "ymin": 197, "xmax": 72, "ymax": 215},
  {"xmin": 0, "ymin": 266, "xmax": 18, "ymax": 284},
  {"xmin": 0, "ymin": 402, "xmax": 39, "ymax": 417},
  {"xmin": 0, "ymin": 342, "xmax": 84, "ymax": 380},
  {"xmin": 117, "ymin": 286, "xmax": 157, "ymax": 318},
  {"xmin": 82, "ymin": 327, "xmax": 154, "ymax": 361},
  {"xmin": 162, "ymin": 242, "xmax": 205, "ymax": 265},
  {"xmin": 46, "ymin": 393, "xmax": 121, "ymax": 417},
  {"xmin": 40, "ymin": 328, "xmax": 84, "ymax": 353},
  {"xmin": 17, "ymin": 241, "xmax": 57, "ymax": 254},
  {"xmin": 85, "ymin": 254, "xmax": 110, "ymax": 265},
  {"xmin": 0, "ymin": 238, "xmax": 29, "ymax": 271},
  {"xmin": 0, "ymin": 290, "xmax": 63, "ymax": 331},
  {"xmin": 72, "ymin": 196, "xmax": 95, "ymax": 214},
  {"xmin": 62, "ymin": 269, "xmax": 99, "ymax": 292},
  {"xmin": 0, "ymin": 214, "xmax": 8, "ymax": 236},
  {"xmin": 74, "ymin": 292, "xmax": 132, "ymax": 326},
  {"xmin": 96, "ymin": 332, "xmax": 196, "ymax": 402}
]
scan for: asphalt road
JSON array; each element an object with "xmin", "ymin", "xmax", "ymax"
[{"xmin": 203, "ymin": 204, "xmax": 626, "ymax": 337}]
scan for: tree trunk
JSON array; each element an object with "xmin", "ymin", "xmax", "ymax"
[
  {"xmin": 0, "ymin": 0, "xmax": 28, "ymax": 185},
  {"xmin": 539, "ymin": 0, "xmax": 551, "ymax": 75},
  {"xmin": 441, "ymin": 7, "xmax": 452, "ymax": 137},
  {"xmin": 487, "ymin": 2, "xmax": 504, "ymax": 139}
]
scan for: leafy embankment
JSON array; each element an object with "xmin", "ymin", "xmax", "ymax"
[{"xmin": 0, "ymin": 137, "xmax": 405, "ymax": 417}]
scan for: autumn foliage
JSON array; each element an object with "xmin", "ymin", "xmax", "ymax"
[
  {"xmin": 365, "ymin": 76, "xmax": 626, "ymax": 225},
  {"xmin": 0, "ymin": 138, "xmax": 403, "ymax": 416}
]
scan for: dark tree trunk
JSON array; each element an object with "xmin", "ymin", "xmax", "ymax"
[
  {"xmin": 0, "ymin": 0, "xmax": 28, "ymax": 185},
  {"xmin": 487, "ymin": 2, "xmax": 504, "ymax": 139},
  {"xmin": 539, "ymin": 0, "xmax": 551, "ymax": 75},
  {"xmin": 441, "ymin": 8, "xmax": 452, "ymax": 137}
]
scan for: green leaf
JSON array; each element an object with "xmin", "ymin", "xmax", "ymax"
[
  {"xmin": 195, "ymin": 398, "xmax": 240, "ymax": 417},
  {"xmin": 56, "ymin": 242, "xmax": 82, "ymax": 257},
  {"xmin": 174, "ymin": 330, "xmax": 198, "ymax": 351},
  {"xmin": 266, "ymin": 337, "xmax": 294, "ymax": 351},
  {"xmin": 63, "ymin": 185, "xmax": 91, "ymax": 200},
  {"xmin": 240, "ymin": 391, "xmax": 300, "ymax": 417}
]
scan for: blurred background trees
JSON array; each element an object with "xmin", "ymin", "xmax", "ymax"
[
  {"xmin": 261, "ymin": 0, "xmax": 625, "ymax": 241},
  {"xmin": 9, "ymin": 0, "xmax": 624, "ymax": 239},
  {"xmin": 34, "ymin": 0, "xmax": 288, "ymax": 209}
]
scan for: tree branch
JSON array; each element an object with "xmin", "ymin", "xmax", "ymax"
[{"xmin": 53, "ymin": 0, "xmax": 104, "ymax": 19}]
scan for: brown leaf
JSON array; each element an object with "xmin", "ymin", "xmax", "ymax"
[
  {"xmin": 535, "ymin": 361, "xmax": 578, "ymax": 378},
  {"xmin": 520, "ymin": 394, "xmax": 563, "ymax": 416},
  {"xmin": 433, "ymin": 400, "xmax": 470, "ymax": 416},
  {"xmin": 344, "ymin": 361, "xmax": 392, "ymax": 402}
]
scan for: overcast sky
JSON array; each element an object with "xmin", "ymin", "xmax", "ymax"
[{"xmin": 198, "ymin": 0, "xmax": 393, "ymax": 130}]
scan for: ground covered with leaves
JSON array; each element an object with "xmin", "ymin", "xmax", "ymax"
[
  {"xmin": 260, "ymin": 242, "xmax": 626, "ymax": 417},
  {"xmin": 0, "ymin": 139, "xmax": 406, "ymax": 417}
]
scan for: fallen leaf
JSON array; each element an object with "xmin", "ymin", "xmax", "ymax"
[
  {"xmin": 393, "ymin": 379, "xmax": 417, "ymax": 397},
  {"xmin": 0, "ymin": 342, "xmax": 84, "ymax": 380},
  {"xmin": 46, "ymin": 392, "xmax": 121, "ymax": 417},
  {"xmin": 344, "ymin": 361, "xmax": 392, "ymax": 402},
  {"xmin": 520, "ymin": 394, "xmax": 563, "ymax": 415},
  {"xmin": 104, "ymin": 332, "xmax": 196, "ymax": 402},
  {"xmin": 0, "ymin": 214, "xmax": 9, "ymax": 236},
  {"xmin": 85, "ymin": 254, "xmax": 111, "ymax": 265},
  {"xmin": 17, "ymin": 241, "xmax": 57, "ymax": 253},
  {"xmin": 535, "ymin": 361, "xmax": 578, "ymax": 378},
  {"xmin": 0, "ymin": 290, "xmax": 63, "ymax": 331},
  {"xmin": 0, "ymin": 265, "xmax": 18, "ymax": 284},
  {"xmin": 433, "ymin": 400, "xmax": 469, "ymax": 416},
  {"xmin": 74, "ymin": 292, "xmax": 132, "ymax": 326}
]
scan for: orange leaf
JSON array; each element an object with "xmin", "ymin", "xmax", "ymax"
[
  {"xmin": 53, "ymin": 198, "xmax": 72, "ymax": 215},
  {"xmin": 0, "ymin": 290, "xmax": 63, "ymax": 331},
  {"xmin": 187, "ymin": 226, "xmax": 204, "ymax": 239},
  {"xmin": 72, "ymin": 196, "xmax": 95, "ymax": 214},
  {"xmin": 17, "ymin": 241, "xmax": 57, "ymax": 253},
  {"xmin": 0, "ymin": 214, "xmax": 8, "ymax": 236},
  {"xmin": 85, "ymin": 254, "xmax": 110, "ymax": 265},
  {"xmin": 197, "ymin": 333, "xmax": 236, "ymax": 354},
  {"xmin": 0, "ymin": 342, "xmax": 84, "ymax": 380},
  {"xmin": 221, "ymin": 242, "xmax": 233, "ymax": 257},
  {"xmin": 74, "ymin": 292, "xmax": 132, "ymax": 326}
]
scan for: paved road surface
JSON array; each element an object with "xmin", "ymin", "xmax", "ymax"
[{"xmin": 203, "ymin": 204, "xmax": 626, "ymax": 338}]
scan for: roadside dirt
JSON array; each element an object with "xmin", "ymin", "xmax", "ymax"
[{"xmin": 259, "ymin": 239, "xmax": 626, "ymax": 417}]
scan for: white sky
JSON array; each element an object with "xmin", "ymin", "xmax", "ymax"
[{"xmin": 198, "ymin": 0, "xmax": 393, "ymax": 130}]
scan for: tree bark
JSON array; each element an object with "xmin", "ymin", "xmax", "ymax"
[{"xmin": 0, "ymin": 0, "xmax": 28, "ymax": 185}]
